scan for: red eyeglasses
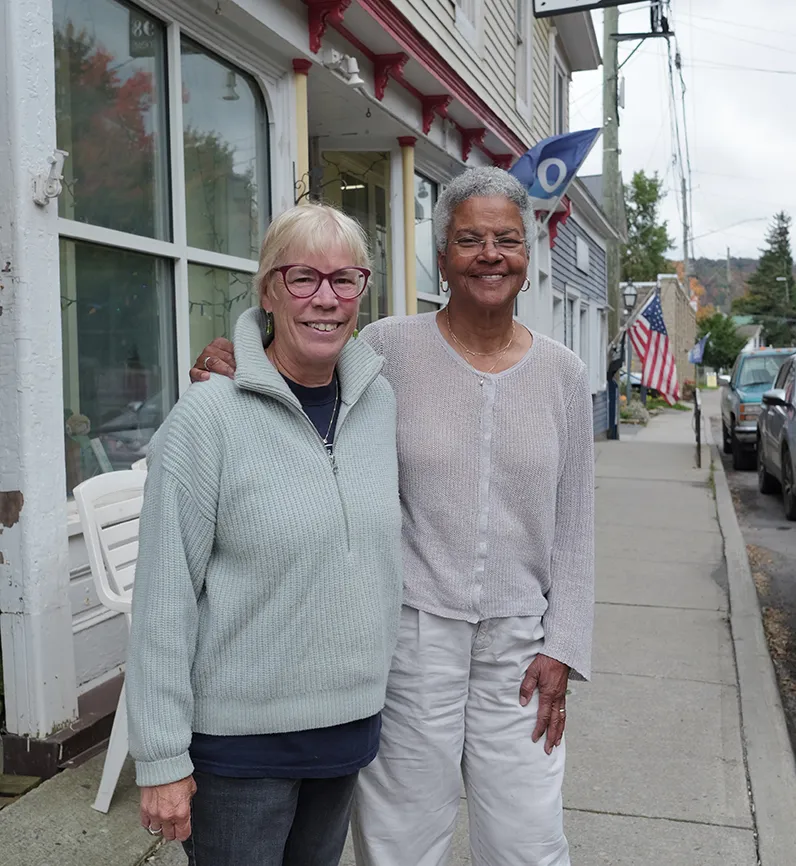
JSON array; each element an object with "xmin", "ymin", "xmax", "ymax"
[{"xmin": 271, "ymin": 265, "xmax": 371, "ymax": 300}]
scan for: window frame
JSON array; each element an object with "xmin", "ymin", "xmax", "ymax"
[
  {"xmin": 414, "ymin": 172, "xmax": 445, "ymax": 312},
  {"xmin": 551, "ymin": 55, "xmax": 568, "ymax": 136},
  {"xmin": 56, "ymin": 0, "xmax": 277, "ymax": 400},
  {"xmin": 453, "ymin": 0, "xmax": 483, "ymax": 50},
  {"xmin": 515, "ymin": 0, "xmax": 534, "ymax": 116}
]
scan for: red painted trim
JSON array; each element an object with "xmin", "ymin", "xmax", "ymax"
[
  {"xmin": 373, "ymin": 53, "xmax": 409, "ymax": 101},
  {"xmin": 421, "ymin": 95, "xmax": 452, "ymax": 135},
  {"xmin": 542, "ymin": 197, "xmax": 572, "ymax": 248},
  {"xmin": 493, "ymin": 154, "xmax": 514, "ymax": 170},
  {"xmin": 355, "ymin": 0, "xmax": 527, "ymax": 156},
  {"xmin": 303, "ymin": 0, "xmax": 351, "ymax": 54},
  {"xmin": 460, "ymin": 127, "xmax": 486, "ymax": 163},
  {"xmin": 397, "ymin": 136, "xmax": 417, "ymax": 148},
  {"xmin": 292, "ymin": 59, "xmax": 313, "ymax": 75}
]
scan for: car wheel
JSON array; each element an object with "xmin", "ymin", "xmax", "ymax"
[
  {"xmin": 722, "ymin": 422, "xmax": 732, "ymax": 455},
  {"xmin": 758, "ymin": 438, "xmax": 778, "ymax": 494},
  {"xmin": 783, "ymin": 451, "xmax": 796, "ymax": 521},
  {"xmin": 731, "ymin": 424, "xmax": 752, "ymax": 471}
]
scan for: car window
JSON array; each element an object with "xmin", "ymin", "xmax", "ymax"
[
  {"xmin": 785, "ymin": 365, "xmax": 796, "ymax": 405},
  {"xmin": 737, "ymin": 355, "xmax": 789, "ymax": 388},
  {"xmin": 774, "ymin": 359, "xmax": 792, "ymax": 390}
]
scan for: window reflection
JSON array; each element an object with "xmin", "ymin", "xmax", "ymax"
[
  {"xmin": 182, "ymin": 40, "xmax": 269, "ymax": 258},
  {"xmin": 188, "ymin": 265, "xmax": 255, "ymax": 362},
  {"xmin": 61, "ymin": 240, "xmax": 176, "ymax": 495},
  {"xmin": 415, "ymin": 174, "xmax": 439, "ymax": 298},
  {"xmin": 54, "ymin": 0, "xmax": 170, "ymax": 239}
]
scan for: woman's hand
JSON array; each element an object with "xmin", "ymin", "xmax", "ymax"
[
  {"xmin": 190, "ymin": 338, "xmax": 236, "ymax": 383},
  {"xmin": 140, "ymin": 775, "xmax": 197, "ymax": 842},
  {"xmin": 519, "ymin": 654, "xmax": 570, "ymax": 755}
]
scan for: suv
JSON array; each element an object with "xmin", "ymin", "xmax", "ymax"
[
  {"xmin": 721, "ymin": 347, "xmax": 796, "ymax": 470},
  {"xmin": 757, "ymin": 354, "xmax": 796, "ymax": 520}
]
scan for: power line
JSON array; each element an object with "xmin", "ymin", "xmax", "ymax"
[
  {"xmin": 676, "ymin": 11, "xmax": 796, "ymax": 40},
  {"xmin": 684, "ymin": 61, "xmax": 796, "ymax": 76}
]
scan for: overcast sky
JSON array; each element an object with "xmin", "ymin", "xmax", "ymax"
[{"xmin": 571, "ymin": 0, "xmax": 796, "ymax": 262}]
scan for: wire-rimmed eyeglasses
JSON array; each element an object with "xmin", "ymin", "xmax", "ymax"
[
  {"xmin": 271, "ymin": 264, "xmax": 371, "ymax": 300},
  {"xmin": 450, "ymin": 236, "xmax": 527, "ymax": 255}
]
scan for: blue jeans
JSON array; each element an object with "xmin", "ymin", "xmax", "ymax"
[{"xmin": 183, "ymin": 770, "xmax": 358, "ymax": 866}]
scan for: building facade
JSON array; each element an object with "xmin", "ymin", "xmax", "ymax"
[
  {"xmin": 0, "ymin": 0, "xmax": 602, "ymax": 765},
  {"xmin": 631, "ymin": 275, "xmax": 698, "ymax": 395}
]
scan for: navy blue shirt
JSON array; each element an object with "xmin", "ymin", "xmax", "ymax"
[{"xmin": 189, "ymin": 372, "xmax": 382, "ymax": 778}]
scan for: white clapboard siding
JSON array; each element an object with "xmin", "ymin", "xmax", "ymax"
[{"xmin": 392, "ymin": 0, "xmax": 549, "ymax": 146}]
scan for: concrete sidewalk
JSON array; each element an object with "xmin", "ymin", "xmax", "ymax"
[{"xmin": 2, "ymin": 397, "xmax": 795, "ymax": 865}]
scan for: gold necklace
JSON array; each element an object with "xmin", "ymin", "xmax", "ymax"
[
  {"xmin": 446, "ymin": 306, "xmax": 515, "ymax": 357},
  {"xmin": 445, "ymin": 307, "xmax": 515, "ymax": 386}
]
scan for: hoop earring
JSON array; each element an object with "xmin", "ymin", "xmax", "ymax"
[
  {"xmin": 520, "ymin": 279, "xmax": 530, "ymax": 292},
  {"xmin": 441, "ymin": 281, "xmax": 449, "ymax": 293}
]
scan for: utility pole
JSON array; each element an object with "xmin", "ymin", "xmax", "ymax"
[
  {"xmin": 726, "ymin": 247, "xmax": 731, "ymax": 296},
  {"xmin": 603, "ymin": 6, "xmax": 621, "ymax": 341},
  {"xmin": 682, "ymin": 177, "xmax": 690, "ymax": 290}
]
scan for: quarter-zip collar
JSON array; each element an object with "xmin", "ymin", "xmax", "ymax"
[{"xmin": 233, "ymin": 307, "xmax": 384, "ymax": 410}]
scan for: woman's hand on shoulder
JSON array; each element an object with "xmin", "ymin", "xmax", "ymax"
[
  {"xmin": 140, "ymin": 775, "xmax": 197, "ymax": 842},
  {"xmin": 190, "ymin": 338, "xmax": 236, "ymax": 383}
]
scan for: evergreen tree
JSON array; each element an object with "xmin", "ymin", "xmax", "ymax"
[
  {"xmin": 733, "ymin": 212, "xmax": 795, "ymax": 346},
  {"xmin": 621, "ymin": 171, "xmax": 674, "ymax": 282},
  {"xmin": 697, "ymin": 313, "xmax": 747, "ymax": 371}
]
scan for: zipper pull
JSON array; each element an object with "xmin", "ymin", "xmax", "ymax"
[{"xmin": 330, "ymin": 452, "xmax": 338, "ymax": 474}]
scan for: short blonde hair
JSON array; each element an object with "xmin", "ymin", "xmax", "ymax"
[{"xmin": 255, "ymin": 203, "xmax": 371, "ymax": 300}]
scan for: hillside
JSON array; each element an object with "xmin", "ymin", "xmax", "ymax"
[{"xmin": 690, "ymin": 256, "xmax": 758, "ymax": 312}]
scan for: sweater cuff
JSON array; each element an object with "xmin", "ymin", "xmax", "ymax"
[
  {"xmin": 135, "ymin": 752, "xmax": 195, "ymax": 788},
  {"xmin": 541, "ymin": 637, "xmax": 591, "ymax": 683}
]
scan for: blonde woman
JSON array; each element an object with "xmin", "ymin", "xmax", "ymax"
[{"xmin": 126, "ymin": 203, "xmax": 403, "ymax": 866}]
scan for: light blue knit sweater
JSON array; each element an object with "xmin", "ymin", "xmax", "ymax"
[{"xmin": 126, "ymin": 308, "xmax": 403, "ymax": 787}]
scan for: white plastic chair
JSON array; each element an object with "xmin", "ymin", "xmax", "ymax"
[{"xmin": 74, "ymin": 469, "xmax": 146, "ymax": 813}]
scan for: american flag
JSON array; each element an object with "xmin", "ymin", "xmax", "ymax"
[{"xmin": 628, "ymin": 293, "xmax": 680, "ymax": 405}]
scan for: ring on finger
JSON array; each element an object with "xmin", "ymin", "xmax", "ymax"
[
  {"xmin": 147, "ymin": 825, "xmax": 163, "ymax": 836},
  {"xmin": 558, "ymin": 707, "xmax": 566, "ymax": 714},
  {"xmin": 203, "ymin": 356, "xmax": 214, "ymax": 372}
]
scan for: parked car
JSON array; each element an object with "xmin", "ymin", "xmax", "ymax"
[
  {"xmin": 720, "ymin": 347, "xmax": 796, "ymax": 470},
  {"xmin": 757, "ymin": 354, "xmax": 796, "ymax": 520},
  {"xmin": 618, "ymin": 370, "xmax": 659, "ymax": 398}
]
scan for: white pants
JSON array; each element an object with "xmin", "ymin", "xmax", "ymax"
[{"xmin": 352, "ymin": 606, "xmax": 569, "ymax": 866}]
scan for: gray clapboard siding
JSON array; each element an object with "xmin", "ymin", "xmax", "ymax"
[
  {"xmin": 593, "ymin": 390, "xmax": 609, "ymax": 438},
  {"xmin": 551, "ymin": 216, "xmax": 607, "ymax": 305}
]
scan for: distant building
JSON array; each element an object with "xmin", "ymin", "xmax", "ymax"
[{"xmin": 733, "ymin": 316, "xmax": 764, "ymax": 352}]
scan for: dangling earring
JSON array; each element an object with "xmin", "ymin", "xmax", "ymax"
[
  {"xmin": 520, "ymin": 279, "xmax": 530, "ymax": 292},
  {"xmin": 441, "ymin": 281, "xmax": 449, "ymax": 293}
]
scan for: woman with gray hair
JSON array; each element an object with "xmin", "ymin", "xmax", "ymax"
[
  {"xmin": 192, "ymin": 167, "xmax": 595, "ymax": 866},
  {"xmin": 128, "ymin": 202, "xmax": 403, "ymax": 865}
]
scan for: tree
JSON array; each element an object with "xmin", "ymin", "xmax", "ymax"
[
  {"xmin": 697, "ymin": 313, "xmax": 747, "ymax": 371},
  {"xmin": 732, "ymin": 212, "xmax": 795, "ymax": 346},
  {"xmin": 621, "ymin": 171, "xmax": 674, "ymax": 282}
]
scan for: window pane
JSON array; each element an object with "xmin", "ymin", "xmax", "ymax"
[
  {"xmin": 61, "ymin": 240, "xmax": 176, "ymax": 495},
  {"xmin": 321, "ymin": 153, "xmax": 391, "ymax": 330},
  {"xmin": 188, "ymin": 265, "xmax": 255, "ymax": 362},
  {"xmin": 418, "ymin": 299, "xmax": 442, "ymax": 314},
  {"xmin": 54, "ymin": 0, "xmax": 170, "ymax": 239},
  {"xmin": 182, "ymin": 40, "xmax": 269, "ymax": 258},
  {"xmin": 415, "ymin": 174, "xmax": 439, "ymax": 297}
]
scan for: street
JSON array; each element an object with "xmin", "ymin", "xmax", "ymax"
[{"xmin": 710, "ymin": 412, "xmax": 796, "ymax": 753}]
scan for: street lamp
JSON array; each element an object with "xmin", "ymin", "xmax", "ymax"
[
  {"xmin": 622, "ymin": 281, "xmax": 638, "ymax": 403},
  {"xmin": 623, "ymin": 281, "xmax": 638, "ymax": 311}
]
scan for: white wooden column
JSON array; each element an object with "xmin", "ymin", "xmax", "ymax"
[{"xmin": 0, "ymin": 0, "xmax": 79, "ymax": 737}]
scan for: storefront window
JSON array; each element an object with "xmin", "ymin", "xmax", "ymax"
[
  {"xmin": 54, "ymin": 0, "xmax": 269, "ymax": 496},
  {"xmin": 182, "ymin": 40, "xmax": 269, "ymax": 259},
  {"xmin": 188, "ymin": 265, "xmax": 255, "ymax": 361},
  {"xmin": 61, "ymin": 240, "xmax": 176, "ymax": 495},
  {"xmin": 54, "ymin": 0, "xmax": 170, "ymax": 239}
]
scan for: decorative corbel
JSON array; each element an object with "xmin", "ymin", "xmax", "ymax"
[
  {"xmin": 303, "ymin": 0, "xmax": 351, "ymax": 54},
  {"xmin": 421, "ymin": 95, "xmax": 452, "ymax": 135},
  {"xmin": 493, "ymin": 154, "xmax": 514, "ymax": 170},
  {"xmin": 460, "ymin": 127, "xmax": 486, "ymax": 163},
  {"xmin": 374, "ymin": 53, "xmax": 409, "ymax": 101}
]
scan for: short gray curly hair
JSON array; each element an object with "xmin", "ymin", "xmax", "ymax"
[{"xmin": 433, "ymin": 166, "xmax": 534, "ymax": 253}]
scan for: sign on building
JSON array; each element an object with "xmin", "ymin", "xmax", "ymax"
[
  {"xmin": 129, "ymin": 11, "xmax": 158, "ymax": 58},
  {"xmin": 533, "ymin": 0, "xmax": 639, "ymax": 17}
]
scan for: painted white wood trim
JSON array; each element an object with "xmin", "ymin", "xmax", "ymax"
[
  {"xmin": 390, "ymin": 148, "xmax": 407, "ymax": 317},
  {"xmin": 57, "ymin": 219, "xmax": 178, "ymax": 259},
  {"xmin": 417, "ymin": 291, "xmax": 446, "ymax": 306}
]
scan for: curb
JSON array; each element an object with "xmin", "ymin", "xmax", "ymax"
[{"xmin": 710, "ymin": 441, "xmax": 796, "ymax": 866}]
